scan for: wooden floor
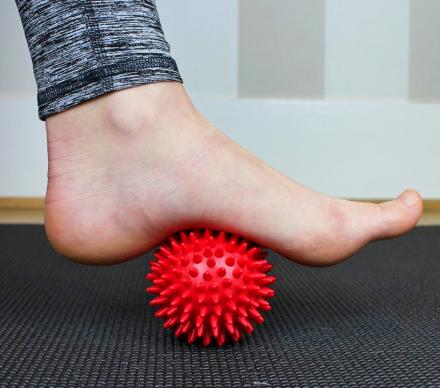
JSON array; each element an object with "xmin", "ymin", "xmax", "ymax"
[{"xmin": 0, "ymin": 209, "xmax": 439, "ymax": 225}]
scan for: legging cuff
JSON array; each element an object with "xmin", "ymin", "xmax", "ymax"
[
  {"xmin": 16, "ymin": 0, "xmax": 181, "ymax": 121},
  {"xmin": 38, "ymin": 55, "xmax": 182, "ymax": 120}
]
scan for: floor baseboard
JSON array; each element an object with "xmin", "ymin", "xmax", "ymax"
[
  {"xmin": 1, "ymin": 196, "xmax": 439, "ymax": 212},
  {"xmin": 0, "ymin": 197, "xmax": 45, "ymax": 210}
]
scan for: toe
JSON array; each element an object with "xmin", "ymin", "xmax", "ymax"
[
  {"xmin": 360, "ymin": 189, "xmax": 423, "ymax": 242},
  {"xmin": 300, "ymin": 189, "xmax": 423, "ymax": 266}
]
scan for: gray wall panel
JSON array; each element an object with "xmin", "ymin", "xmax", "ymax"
[
  {"xmin": 409, "ymin": 0, "xmax": 440, "ymax": 100},
  {"xmin": 239, "ymin": 0, "xmax": 325, "ymax": 99}
]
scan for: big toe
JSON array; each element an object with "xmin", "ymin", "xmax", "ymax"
[
  {"xmin": 295, "ymin": 189, "xmax": 423, "ymax": 266},
  {"xmin": 354, "ymin": 189, "xmax": 423, "ymax": 243},
  {"xmin": 372, "ymin": 189, "xmax": 423, "ymax": 239}
]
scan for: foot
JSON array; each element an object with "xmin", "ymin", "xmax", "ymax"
[{"xmin": 44, "ymin": 82, "xmax": 423, "ymax": 265}]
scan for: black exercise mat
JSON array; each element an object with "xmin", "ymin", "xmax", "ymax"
[{"xmin": 0, "ymin": 225, "xmax": 439, "ymax": 387}]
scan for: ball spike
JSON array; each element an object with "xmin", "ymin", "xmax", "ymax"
[
  {"xmin": 237, "ymin": 256, "xmax": 247, "ymax": 267},
  {"xmin": 149, "ymin": 296, "xmax": 168, "ymax": 306},
  {"xmin": 203, "ymin": 332, "xmax": 212, "ymax": 346},
  {"xmin": 170, "ymin": 296, "xmax": 183, "ymax": 307},
  {"xmin": 203, "ymin": 229, "xmax": 212, "ymax": 239},
  {"xmin": 170, "ymin": 240, "xmax": 181, "ymax": 255},
  {"xmin": 175, "ymin": 324, "xmax": 185, "ymax": 337},
  {"xmin": 188, "ymin": 328, "xmax": 198, "ymax": 344},
  {"xmin": 154, "ymin": 307, "xmax": 169, "ymax": 318},
  {"xmin": 181, "ymin": 289, "xmax": 192, "ymax": 299},
  {"xmin": 224, "ymin": 312, "xmax": 233, "ymax": 324},
  {"xmin": 179, "ymin": 231, "xmax": 189, "ymax": 243},
  {"xmin": 181, "ymin": 320, "xmax": 191, "ymax": 333},
  {"xmin": 166, "ymin": 306, "xmax": 179, "ymax": 316},
  {"xmin": 200, "ymin": 305, "xmax": 209, "ymax": 318},
  {"xmin": 159, "ymin": 246, "xmax": 172, "ymax": 257},
  {"xmin": 222, "ymin": 278, "xmax": 232, "ymax": 288},
  {"xmin": 180, "ymin": 312, "xmax": 191, "ymax": 324},
  {"xmin": 146, "ymin": 286, "xmax": 161, "ymax": 294},
  {"xmin": 224, "ymin": 288, "xmax": 233, "ymax": 299},
  {"xmin": 217, "ymin": 231, "xmax": 226, "ymax": 243},
  {"xmin": 213, "ymin": 304, "xmax": 222, "ymax": 316},
  {"xmin": 237, "ymin": 241, "xmax": 248, "ymax": 254},
  {"xmin": 259, "ymin": 275, "xmax": 276, "ymax": 285},
  {"xmin": 238, "ymin": 306, "xmax": 248, "ymax": 317},
  {"xmin": 226, "ymin": 241, "xmax": 237, "ymax": 253},
  {"xmin": 193, "ymin": 254, "xmax": 203, "ymax": 263},
  {"xmin": 232, "ymin": 267, "xmax": 243, "ymax": 278},
  {"xmin": 217, "ymin": 330, "xmax": 226, "ymax": 346},
  {"xmin": 189, "ymin": 267, "xmax": 199, "ymax": 277},
  {"xmin": 183, "ymin": 301, "xmax": 193, "ymax": 314},
  {"xmin": 189, "ymin": 231, "xmax": 198, "ymax": 244},
  {"xmin": 207, "ymin": 257, "xmax": 216, "ymax": 268},
  {"xmin": 197, "ymin": 323, "xmax": 205, "ymax": 337},
  {"xmin": 217, "ymin": 267, "xmax": 227, "ymax": 277},
  {"xmin": 226, "ymin": 300, "xmax": 237, "ymax": 311},
  {"xmin": 172, "ymin": 268, "xmax": 183, "ymax": 278},
  {"xmin": 150, "ymin": 265, "xmax": 162, "ymax": 274},
  {"xmin": 195, "ymin": 315, "xmax": 204, "ymax": 328},
  {"xmin": 258, "ymin": 288, "xmax": 275, "ymax": 298},
  {"xmin": 164, "ymin": 316, "xmax": 179, "ymax": 328},
  {"xmin": 214, "ymin": 247, "xmax": 224, "ymax": 258},
  {"xmin": 225, "ymin": 323, "xmax": 235, "ymax": 335},
  {"xmin": 152, "ymin": 278, "xmax": 167, "ymax": 286},
  {"xmin": 238, "ymin": 294, "xmax": 251, "ymax": 303},
  {"xmin": 248, "ymin": 307, "xmax": 264, "ymax": 324}
]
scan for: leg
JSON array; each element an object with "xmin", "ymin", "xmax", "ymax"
[{"xmin": 17, "ymin": 1, "xmax": 423, "ymax": 265}]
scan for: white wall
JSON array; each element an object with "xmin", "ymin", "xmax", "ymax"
[
  {"xmin": 157, "ymin": 0, "xmax": 239, "ymax": 98},
  {"xmin": 0, "ymin": 0, "xmax": 36, "ymax": 94},
  {"xmin": 0, "ymin": 0, "xmax": 439, "ymax": 199}
]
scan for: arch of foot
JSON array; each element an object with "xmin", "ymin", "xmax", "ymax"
[{"xmin": 146, "ymin": 229, "xmax": 276, "ymax": 346}]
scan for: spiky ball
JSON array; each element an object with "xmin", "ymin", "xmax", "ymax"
[{"xmin": 145, "ymin": 229, "xmax": 276, "ymax": 346}]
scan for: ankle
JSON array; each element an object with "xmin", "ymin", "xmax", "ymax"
[
  {"xmin": 102, "ymin": 82, "xmax": 197, "ymax": 135},
  {"xmin": 46, "ymin": 81, "xmax": 196, "ymax": 142}
]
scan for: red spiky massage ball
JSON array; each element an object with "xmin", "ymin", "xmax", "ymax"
[{"xmin": 145, "ymin": 229, "xmax": 276, "ymax": 346}]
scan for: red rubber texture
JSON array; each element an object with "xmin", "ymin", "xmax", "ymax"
[{"xmin": 145, "ymin": 229, "xmax": 276, "ymax": 346}]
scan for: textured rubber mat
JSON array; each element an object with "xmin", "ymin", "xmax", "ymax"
[{"xmin": 1, "ymin": 225, "xmax": 439, "ymax": 387}]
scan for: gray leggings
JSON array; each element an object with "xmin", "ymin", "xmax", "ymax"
[{"xmin": 15, "ymin": 0, "xmax": 182, "ymax": 120}]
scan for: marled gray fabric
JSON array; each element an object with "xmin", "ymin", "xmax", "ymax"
[{"xmin": 15, "ymin": 0, "xmax": 182, "ymax": 120}]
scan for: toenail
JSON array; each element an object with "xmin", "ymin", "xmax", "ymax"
[{"xmin": 401, "ymin": 191, "xmax": 419, "ymax": 207}]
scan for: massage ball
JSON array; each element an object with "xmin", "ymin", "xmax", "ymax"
[{"xmin": 145, "ymin": 229, "xmax": 276, "ymax": 346}]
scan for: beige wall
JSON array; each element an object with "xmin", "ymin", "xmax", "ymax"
[
  {"xmin": 239, "ymin": 0, "xmax": 324, "ymax": 99},
  {"xmin": 409, "ymin": 0, "xmax": 440, "ymax": 101}
]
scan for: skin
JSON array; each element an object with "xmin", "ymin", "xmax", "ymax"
[{"xmin": 44, "ymin": 82, "xmax": 423, "ymax": 266}]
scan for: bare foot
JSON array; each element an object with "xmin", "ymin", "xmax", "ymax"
[{"xmin": 44, "ymin": 82, "xmax": 423, "ymax": 265}]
